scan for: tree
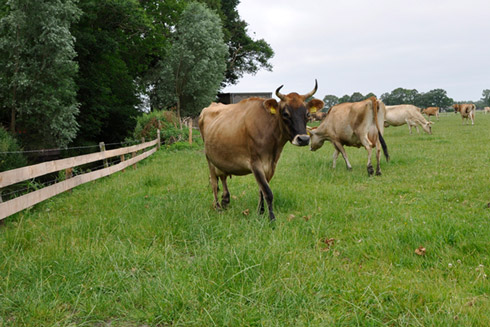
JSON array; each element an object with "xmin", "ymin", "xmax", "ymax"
[
  {"xmin": 72, "ymin": 0, "xmax": 155, "ymax": 145},
  {"xmin": 152, "ymin": 2, "xmax": 227, "ymax": 125},
  {"xmin": 201, "ymin": 0, "xmax": 274, "ymax": 86},
  {"xmin": 416, "ymin": 89, "xmax": 453, "ymax": 109},
  {"xmin": 481, "ymin": 89, "xmax": 490, "ymax": 106},
  {"xmin": 0, "ymin": 0, "xmax": 80, "ymax": 148},
  {"xmin": 380, "ymin": 87, "xmax": 419, "ymax": 105},
  {"xmin": 322, "ymin": 95, "xmax": 339, "ymax": 110}
]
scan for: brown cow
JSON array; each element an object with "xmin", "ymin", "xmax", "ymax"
[
  {"xmin": 484, "ymin": 107, "xmax": 490, "ymax": 114},
  {"xmin": 309, "ymin": 97, "xmax": 389, "ymax": 176},
  {"xmin": 422, "ymin": 107, "xmax": 439, "ymax": 121},
  {"xmin": 199, "ymin": 81, "xmax": 324, "ymax": 221},
  {"xmin": 453, "ymin": 104, "xmax": 475, "ymax": 125}
]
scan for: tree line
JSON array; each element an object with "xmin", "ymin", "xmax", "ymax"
[
  {"xmin": 0, "ymin": 0, "xmax": 273, "ymax": 150},
  {"xmin": 323, "ymin": 88, "xmax": 490, "ymax": 111}
]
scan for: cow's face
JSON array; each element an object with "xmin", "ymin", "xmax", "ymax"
[
  {"xmin": 422, "ymin": 121, "xmax": 433, "ymax": 134},
  {"xmin": 308, "ymin": 128, "xmax": 325, "ymax": 151},
  {"xmin": 275, "ymin": 80, "xmax": 324, "ymax": 147}
]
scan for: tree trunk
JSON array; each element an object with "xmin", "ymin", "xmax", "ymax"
[{"xmin": 176, "ymin": 96, "xmax": 182, "ymax": 130}]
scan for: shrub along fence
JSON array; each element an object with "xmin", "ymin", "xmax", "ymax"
[{"xmin": 0, "ymin": 131, "xmax": 160, "ymax": 221}]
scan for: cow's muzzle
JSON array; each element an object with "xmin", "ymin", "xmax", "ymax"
[{"xmin": 292, "ymin": 134, "xmax": 310, "ymax": 146}]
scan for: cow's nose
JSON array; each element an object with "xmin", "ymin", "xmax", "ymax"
[{"xmin": 293, "ymin": 134, "xmax": 310, "ymax": 146}]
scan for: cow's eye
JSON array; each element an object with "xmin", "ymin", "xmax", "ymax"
[{"xmin": 282, "ymin": 110, "xmax": 291, "ymax": 119}]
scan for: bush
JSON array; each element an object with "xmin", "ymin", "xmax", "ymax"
[
  {"xmin": 0, "ymin": 127, "xmax": 27, "ymax": 172},
  {"xmin": 132, "ymin": 111, "xmax": 201, "ymax": 146}
]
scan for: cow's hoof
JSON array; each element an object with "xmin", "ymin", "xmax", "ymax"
[
  {"xmin": 367, "ymin": 165, "xmax": 374, "ymax": 176},
  {"xmin": 376, "ymin": 171, "xmax": 382, "ymax": 176}
]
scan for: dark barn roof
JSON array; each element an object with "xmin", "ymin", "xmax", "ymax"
[{"xmin": 217, "ymin": 92, "xmax": 272, "ymax": 104}]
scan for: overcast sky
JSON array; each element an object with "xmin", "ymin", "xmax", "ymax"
[{"xmin": 222, "ymin": 0, "xmax": 490, "ymax": 101}]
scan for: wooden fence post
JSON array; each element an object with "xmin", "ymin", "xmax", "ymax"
[
  {"xmin": 189, "ymin": 119, "xmax": 193, "ymax": 145},
  {"xmin": 65, "ymin": 167, "xmax": 73, "ymax": 192},
  {"xmin": 157, "ymin": 129, "xmax": 161, "ymax": 150},
  {"xmin": 99, "ymin": 142, "xmax": 108, "ymax": 168}
]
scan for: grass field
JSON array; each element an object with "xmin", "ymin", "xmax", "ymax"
[{"xmin": 1, "ymin": 112, "xmax": 489, "ymax": 326}]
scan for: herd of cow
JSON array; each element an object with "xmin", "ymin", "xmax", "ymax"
[{"xmin": 198, "ymin": 81, "xmax": 482, "ymax": 221}]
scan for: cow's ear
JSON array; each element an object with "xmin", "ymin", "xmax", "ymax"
[
  {"xmin": 263, "ymin": 99, "xmax": 279, "ymax": 115},
  {"xmin": 307, "ymin": 99, "xmax": 325, "ymax": 114}
]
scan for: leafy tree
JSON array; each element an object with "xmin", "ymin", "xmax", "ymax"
[
  {"xmin": 200, "ymin": 0, "xmax": 274, "ymax": 86},
  {"xmin": 415, "ymin": 89, "xmax": 453, "ymax": 109},
  {"xmin": 322, "ymin": 95, "xmax": 339, "ymax": 110},
  {"xmin": 333, "ymin": 92, "xmax": 377, "ymax": 105},
  {"xmin": 350, "ymin": 92, "xmax": 365, "ymax": 102},
  {"xmin": 481, "ymin": 89, "xmax": 490, "ymax": 106},
  {"xmin": 0, "ymin": 0, "xmax": 80, "ymax": 148},
  {"xmin": 72, "ymin": 0, "xmax": 154, "ymax": 145},
  {"xmin": 151, "ymin": 2, "xmax": 227, "ymax": 124},
  {"xmin": 380, "ymin": 87, "xmax": 419, "ymax": 105}
]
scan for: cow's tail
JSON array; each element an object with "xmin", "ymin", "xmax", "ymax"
[{"xmin": 370, "ymin": 96, "xmax": 390, "ymax": 162}]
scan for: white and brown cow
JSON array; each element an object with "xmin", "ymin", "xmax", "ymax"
[
  {"xmin": 453, "ymin": 104, "xmax": 476, "ymax": 125},
  {"xmin": 385, "ymin": 104, "xmax": 433, "ymax": 134},
  {"xmin": 308, "ymin": 97, "xmax": 389, "ymax": 176},
  {"xmin": 199, "ymin": 81, "xmax": 324, "ymax": 221},
  {"xmin": 484, "ymin": 107, "xmax": 490, "ymax": 114}
]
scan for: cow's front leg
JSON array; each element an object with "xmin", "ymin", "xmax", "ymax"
[
  {"xmin": 332, "ymin": 149, "xmax": 339, "ymax": 169},
  {"xmin": 220, "ymin": 175, "xmax": 230, "ymax": 208},
  {"xmin": 252, "ymin": 167, "xmax": 275, "ymax": 221},
  {"xmin": 334, "ymin": 142, "xmax": 352, "ymax": 170}
]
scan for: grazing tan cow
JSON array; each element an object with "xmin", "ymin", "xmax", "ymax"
[
  {"xmin": 308, "ymin": 97, "xmax": 389, "ymax": 176},
  {"xmin": 199, "ymin": 81, "xmax": 324, "ymax": 221},
  {"xmin": 422, "ymin": 106, "xmax": 439, "ymax": 121},
  {"xmin": 453, "ymin": 104, "xmax": 475, "ymax": 125},
  {"xmin": 484, "ymin": 107, "xmax": 490, "ymax": 114},
  {"xmin": 385, "ymin": 105, "xmax": 433, "ymax": 134},
  {"xmin": 309, "ymin": 111, "xmax": 327, "ymax": 122}
]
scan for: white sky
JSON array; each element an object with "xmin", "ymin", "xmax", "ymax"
[{"xmin": 222, "ymin": 0, "xmax": 490, "ymax": 101}]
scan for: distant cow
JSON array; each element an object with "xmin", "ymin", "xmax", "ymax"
[
  {"xmin": 309, "ymin": 97, "xmax": 389, "ymax": 176},
  {"xmin": 199, "ymin": 81, "xmax": 324, "ymax": 221},
  {"xmin": 385, "ymin": 105, "xmax": 433, "ymax": 134},
  {"xmin": 309, "ymin": 111, "xmax": 327, "ymax": 122},
  {"xmin": 484, "ymin": 107, "xmax": 490, "ymax": 114},
  {"xmin": 422, "ymin": 107, "xmax": 439, "ymax": 121},
  {"xmin": 453, "ymin": 104, "xmax": 475, "ymax": 125}
]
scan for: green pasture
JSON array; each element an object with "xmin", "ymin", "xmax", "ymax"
[{"xmin": 1, "ymin": 113, "xmax": 489, "ymax": 326}]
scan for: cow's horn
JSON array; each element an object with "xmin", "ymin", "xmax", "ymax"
[
  {"xmin": 303, "ymin": 79, "xmax": 318, "ymax": 99},
  {"xmin": 275, "ymin": 85, "xmax": 286, "ymax": 101}
]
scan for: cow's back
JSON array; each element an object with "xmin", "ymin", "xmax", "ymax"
[
  {"xmin": 199, "ymin": 98, "xmax": 278, "ymax": 176},
  {"xmin": 322, "ymin": 99, "xmax": 376, "ymax": 146},
  {"xmin": 385, "ymin": 105, "xmax": 423, "ymax": 126}
]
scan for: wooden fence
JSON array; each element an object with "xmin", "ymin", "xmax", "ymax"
[{"xmin": 0, "ymin": 131, "xmax": 160, "ymax": 221}]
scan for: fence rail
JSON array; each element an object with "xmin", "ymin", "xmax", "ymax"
[{"xmin": 0, "ymin": 131, "xmax": 160, "ymax": 220}]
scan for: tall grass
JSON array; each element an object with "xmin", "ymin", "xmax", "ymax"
[{"xmin": 1, "ymin": 113, "xmax": 489, "ymax": 326}]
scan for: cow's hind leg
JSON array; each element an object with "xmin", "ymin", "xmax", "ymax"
[
  {"xmin": 258, "ymin": 191, "xmax": 265, "ymax": 215},
  {"xmin": 361, "ymin": 139, "xmax": 374, "ymax": 176},
  {"xmin": 219, "ymin": 175, "xmax": 230, "ymax": 208},
  {"xmin": 375, "ymin": 140, "xmax": 382, "ymax": 176},
  {"xmin": 207, "ymin": 160, "xmax": 221, "ymax": 210}
]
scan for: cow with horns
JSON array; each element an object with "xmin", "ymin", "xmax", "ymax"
[{"xmin": 199, "ymin": 81, "xmax": 324, "ymax": 221}]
